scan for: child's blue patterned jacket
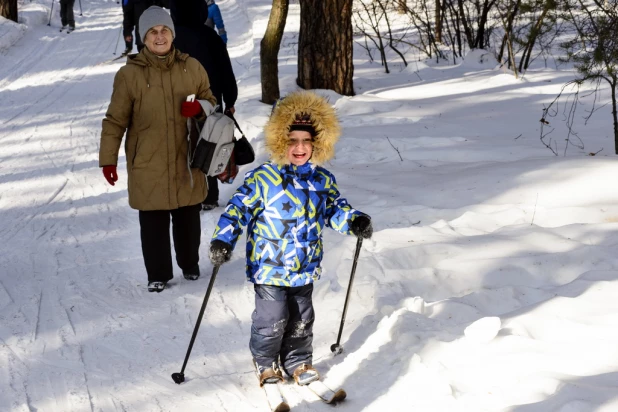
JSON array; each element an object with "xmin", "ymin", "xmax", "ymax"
[{"xmin": 212, "ymin": 161, "xmax": 366, "ymax": 287}]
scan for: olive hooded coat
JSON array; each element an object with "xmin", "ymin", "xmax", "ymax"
[{"xmin": 100, "ymin": 47, "xmax": 217, "ymax": 211}]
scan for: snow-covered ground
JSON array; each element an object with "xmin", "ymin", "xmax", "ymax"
[{"xmin": 2, "ymin": 0, "xmax": 618, "ymax": 411}]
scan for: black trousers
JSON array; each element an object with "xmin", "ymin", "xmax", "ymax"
[
  {"xmin": 203, "ymin": 175, "xmax": 219, "ymax": 205},
  {"xmin": 121, "ymin": 5, "xmax": 133, "ymax": 50},
  {"xmin": 138, "ymin": 204, "xmax": 201, "ymax": 283},
  {"xmin": 59, "ymin": 0, "xmax": 75, "ymax": 27},
  {"xmin": 250, "ymin": 284, "xmax": 314, "ymax": 376}
]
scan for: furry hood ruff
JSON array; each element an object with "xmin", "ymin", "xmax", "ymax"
[{"xmin": 264, "ymin": 91, "xmax": 340, "ymax": 166}]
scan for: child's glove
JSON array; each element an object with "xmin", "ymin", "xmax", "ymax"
[
  {"xmin": 209, "ymin": 240, "xmax": 232, "ymax": 266},
  {"xmin": 350, "ymin": 216, "xmax": 373, "ymax": 239},
  {"xmin": 181, "ymin": 100, "xmax": 203, "ymax": 118}
]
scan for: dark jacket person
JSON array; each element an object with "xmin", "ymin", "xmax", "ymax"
[
  {"xmin": 170, "ymin": 0, "xmax": 238, "ymax": 210},
  {"xmin": 100, "ymin": 6, "xmax": 217, "ymax": 293},
  {"xmin": 123, "ymin": 0, "xmax": 169, "ymax": 52}
]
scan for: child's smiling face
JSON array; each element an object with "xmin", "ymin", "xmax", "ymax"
[{"xmin": 286, "ymin": 130, "xmax": 313, "ymax": 166}]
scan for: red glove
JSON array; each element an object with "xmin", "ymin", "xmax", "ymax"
[
  {"xmin": 102, "ymin": 165, "xmax": 118, "ymax": 186},
  {"xmin": 181, "ymin": 100, "xmax": 202, "ymax": 118}
]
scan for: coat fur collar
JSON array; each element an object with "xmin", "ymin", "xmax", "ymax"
[{"xmin": 264, "ymin": 91, "xmax": 340, "ymax": 166}]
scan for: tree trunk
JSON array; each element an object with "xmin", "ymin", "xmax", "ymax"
[
  {"xmin": 610, "ymin": 77, "xmax": 618, "ymax": 154},
  {"xmin": 297, "ymin": 0, "xmax": 354, "ymax": 96},
  {"xmin": 519, "ymin": 0, "xmax": 552, "ymax": 72},
  {"xmin": 260, "ymin": 0, "xmax": 289, "ymax": 104},
  {"xmin": 457, "ymin": 0, "xmax": 474, "ymax": 48},
  {"xmin": 474, "ymin": 0, "xmax": 497, "ymax": 48},
  {"xmin": 499, "ymin": 0, "xmax": 521, "ymax": 69},
  {"xmin": 505, "ymin": 29, "xmax": 518, "ymax": 78},
  {"xmin": 435, "ymin": 0, "xmax": 442, "ymax": 43},
  {"xmin": 0, "ymin": 0, "xmax": 18, "ymax": 23},
  {"xmin": 446, "ymin": 1, "xmax": 463, "ymax": 57}
]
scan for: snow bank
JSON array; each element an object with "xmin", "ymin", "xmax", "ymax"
[
  {"xmin": 18, "ymin": 3, "xmax": 49, "ymax": 27},
  {"xmin": 459, "ymin": 48, "xmax": 499, "ymax": 70},
  {"xmin": 0, "ymin": 3, "xmax": 48, "ymax": 51},
  {"xmin": 0, "ymin": 16, "xmax": 26, "ymax": 51}
]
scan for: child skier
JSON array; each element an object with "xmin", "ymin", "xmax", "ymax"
[{"xmin": 208, "ymin": 90, "xmax": 373, "ymax": 386}]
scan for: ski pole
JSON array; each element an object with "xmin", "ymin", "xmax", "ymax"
[
  {"xmin": 172, "ymin": 265, "xmax": 220, "ymax": 384},
  {"xmin": 113, "ymin": 26, "xmax": 122, "ymax": 55},
  {"xmin": 78, "ymin": 0, "xmax": 82, "ymax": 16},
  {"xmin": 330, "ymin": 237, "xmax": 363, "ymax": 356},
  {"xmin": 47, "ymin": 0, "xmax": 54, "ymax": 26}
]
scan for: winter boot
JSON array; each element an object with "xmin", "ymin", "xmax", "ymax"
[
  {"xmin": 255, "ymin": 360, "xmax": 284, "ymax": 386},
  {"xmin": 292, "ymin": 364, "xmax": 319, "ymax": 385},
  {"xmin": 147, "ymin": 281, "xmax": 167, "ymax": 293},
  {"xmin": 182, "ymin": 264, "xmax": 200, "ymax": 281},
  {"xmin": 201, "ymin": 201, "xmax": 218, "ymax": 211}
]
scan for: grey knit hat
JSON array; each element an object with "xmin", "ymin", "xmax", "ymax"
[{"xmin": 139, "ymin": 6, "xmax": 175, "ymax": 42}]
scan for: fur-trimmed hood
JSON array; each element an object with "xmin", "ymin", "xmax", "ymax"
[{"xmin": 264, "ymin": 91, "xmax": 340, "ymax": 166}]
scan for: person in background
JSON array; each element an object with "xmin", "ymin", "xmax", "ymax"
[
  {"xmin": 59, "ymin": 0, "xmax": 76, "ymax": 32},
  {"xmin": 121, "ymin": 0, "xmax": 133, "ymax": 55},
  {"xmin": 170, "ymin": 0, "xmax": 238, "ymax": 211},
  {"xmin": 123, "ymin": 0, "xmax": 168, "ymax": 52},
  {"xmin": 205, "ymin": 0, "xmax": 227, "ymax": 45},
  {"xmin": 208, "ymin": 91, "xmax": 373, "ymax": 386},
  {"xmin": 99, "ymin": 6, "xmax": 217, "ymax": 293}
]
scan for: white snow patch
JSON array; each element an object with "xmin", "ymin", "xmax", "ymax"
[
  {"xmin": 460, "ymin": 48, "xmax": 499, "ymax": 70},
  {"xmin": 464, "ymin": 316, "xmax": 502, "ymax": 343},
  {"xmin": 0, "ymin": 16, "xmax": 26, "ymax": 51}
]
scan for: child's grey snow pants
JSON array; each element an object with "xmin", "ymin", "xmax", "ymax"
[{"xmin": 250, "ymin": 283, "xmax": 314, "ymax": 376}]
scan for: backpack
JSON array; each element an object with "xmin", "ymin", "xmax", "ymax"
[
  {"xmin": 189, "ymin": 100, "xmax": 236, "ymax": 177},
  {"xmin": 215, "ymin": 115, "xmax": 255, "ymax": 184}
]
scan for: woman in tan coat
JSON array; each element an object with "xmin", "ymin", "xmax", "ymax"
[{"xmin": 99, "ymin": 6, "xmax": 217, "ymax": 292}]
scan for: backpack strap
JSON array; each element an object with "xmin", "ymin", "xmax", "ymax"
[
  {"xmin": 225, "ymin": 112, "xmax": 246, "ymax": 138},
  {"xmin": 197, "ymin": 100, "xmax": 218, "ymax": 116},
  {"xmin": 186, "ymin": 117, "xmax": 198, "ymax": 188}
]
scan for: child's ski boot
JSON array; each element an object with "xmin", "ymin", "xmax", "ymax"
[{"xmin": 292, "ymin": 363, "xmax": 320, "ymax": 385}]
